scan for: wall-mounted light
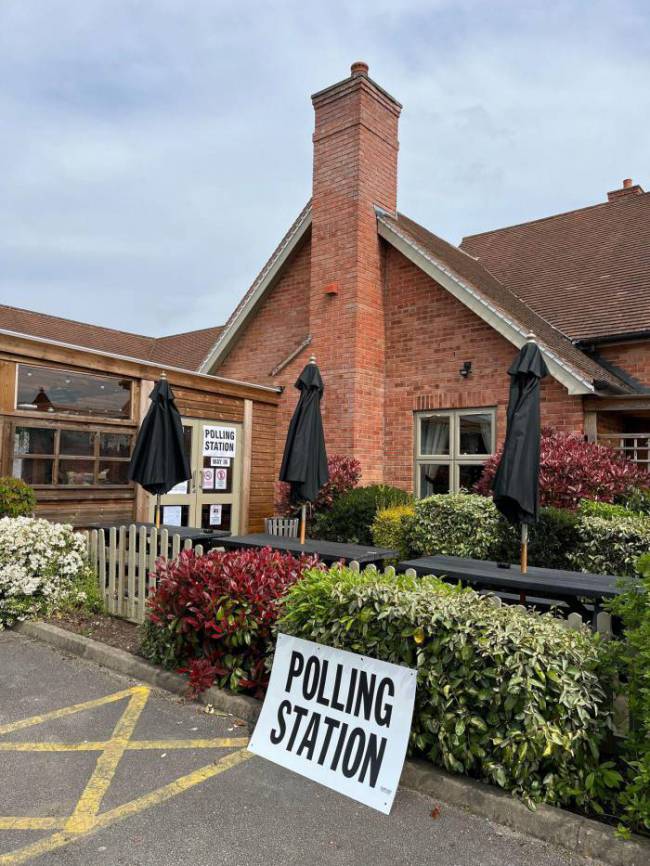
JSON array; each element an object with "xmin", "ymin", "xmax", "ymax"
[{"xmin": 459, "ymin": 361, "xmax": 472, "ymax": 378}]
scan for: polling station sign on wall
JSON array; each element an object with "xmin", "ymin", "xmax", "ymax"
[
  {"xmin": 202, "ymin": 425, "xmax": 237, "ymax": 457},
  {"xmin": 248, "ymin": 634, "xmax": 416, "ymax": 814}
]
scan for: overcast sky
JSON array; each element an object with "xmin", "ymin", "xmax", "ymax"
[{"xmin": 1, "ymin": 0, "xmax": 649, "ymax": 337}]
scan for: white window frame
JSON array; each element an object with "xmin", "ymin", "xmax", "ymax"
[{"xmin": 414, "ymin": 408, "xmax": 496, "ymax": 497}]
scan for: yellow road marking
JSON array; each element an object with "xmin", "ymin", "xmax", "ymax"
[
  {"xmin": 0, "ymin": 737, "xmax": 248, "ymax": 752},
  {"xmin": 0, "ymin": 686, "xmax": 254, "ymax": 864},
  {"xmin": 64, "ymin": 687, "xmax": 149, "ymax": 833},
  {"xmin": 0, "ymin": 687, "xmax": 142, "ymax": 736},
  {"xmin": 0, "ymin": 749, "xmax": 253, "ymax": 866},
  {"xmin": 0, "ymin": 818, "xmax": 64, "ymax": 831}
]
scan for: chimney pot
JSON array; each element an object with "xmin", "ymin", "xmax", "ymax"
[
  {"xmin": 350, "ymin": 61, "xmax": 369, "ymax": 77},
  {"xmin": 623, "ymin": 178, "xmax": 633, "ymax": 188}
]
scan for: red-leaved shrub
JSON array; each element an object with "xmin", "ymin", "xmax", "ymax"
[
  {"xmin": 475, "ymin": 427, "xmax": 648, "ymax": 510},
  {"xmin": 142, "ymin": 547, "xmax": 320, "ymax": 697},
  {"xmin": 276, "ymin": 453, "xmax": 362, "ymax": 516}
]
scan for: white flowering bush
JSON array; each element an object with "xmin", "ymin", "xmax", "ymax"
[{"xmin": 0, "ymin": 517, "xmax": 90, "ymax": 628}]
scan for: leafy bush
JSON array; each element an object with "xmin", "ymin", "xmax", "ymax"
[
  {"xmin": 371, "ymin": 505, "xmax": 415, "ymax": 559},
  {"xmin": 578, "ymin": 499, "xmax": 638, "ymax": 520},
  {"xmin": 619, "ymin": 486, "xmax": 650, "ymax": 515},
  {"xmin": 279, "ymin": 565, "xmax": 613, "ymax": 810},
  {"xmin": 0, "ymin": 477, "xmax": 36, "ymax": 518},
  {"xmin": 409, "ymin": 494, "xmax": 503, "ymax": 559},
  {"xmin": 276, "ymin": 454, "xmax": 362, "ymax": 517},
  {"xmin": 476, "ymin": 428, "xmax": 647, "ymax": 510},
  {"xmin": 569, "ymin": 515, "xmax": 650, "ymax": 577},
  {"xmin": 0, "ymin": 517, "xmax": 90, "ymax": 627},
  {"xmin": 312, "ymin": 484, "xmax": 411, "ymax": 545},
  {"xmin": 493, "ymin": 506, "xmax": 582, "ymax": 571},
  {"xmin": 606, "ymin": 555, "xmax": 650, "ymax": 835},
  {"xmin": 141, "ymin": 547, "xmax": 320, "ymax": 696}
]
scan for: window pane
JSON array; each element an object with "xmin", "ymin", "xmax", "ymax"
[
  {"xmin": 97, "ymin": 461, "xmax": 130, "ymax": 485},
  {"xmin": 161, "ymin": 504, "xmax": 190, "ymax": 527},
  {"xmin": 201, "ymin": 503, "xmax": 231, "ymax": 532},
  {"xmin": 13, "ymin": 457, "xmax": 53, "ymax": 485},
  {"xmin": 99, "ymin": 433, "xmax": 131, "ymax": 458},
  {"xmin": 17, "ymin": 365, "xmax": 131, "ymax": 418},
  {"xmin": 419, "ymin": 463, "xmax": 450, "ymax": 496},
  {"xmin": 420, "ymin": 416, "xmax": 450, "ymax": 455},
  {"xmin": 58, "ymin": 459, "xmax": 95, "ymax": 486},
  {"xmin": 459, "ymin": 413, "xmax": 492, "ymax": 455},
  {"xmin": 60, "ymin": 430, "xmax": 95, "ymax": 456},
  {"xmin": 14, "ymin": 427, "xmax": 55, "ymax": 455},
  {"xmin": 458, "ymin": 464, "xmax": 485, "ymax": 492}
]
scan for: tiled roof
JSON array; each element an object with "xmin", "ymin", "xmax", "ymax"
[
  {"xmin": 460, "ymin": 190, "xmax": 650, "ymax": 342},
  {"xmin": 0, "ymin": 304, "xmax": 221, "ymax": 372},
  {"xmin": 379, "ymin": 211, "xmax": 628, "ymax": 392}
]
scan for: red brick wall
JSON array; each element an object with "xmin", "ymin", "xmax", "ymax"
[
  {"xmin": 597, "ymin": 341, "xmax": 650, "ymax": 387},
  {"xmin": 218, "ymin": 238, "xmax": 312, "ymax": 475},
  {"xmin": 383, "ymin": 247, "xmax": 584, "ymax": 492},
  {"xmin": 308, "ymin": 68, "xmax": 401, "ymax": 482}
]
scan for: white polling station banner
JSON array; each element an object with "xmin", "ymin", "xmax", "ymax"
[{"xmin": 248, "ymin": 633, "xmax": 416, "ymax": 814}]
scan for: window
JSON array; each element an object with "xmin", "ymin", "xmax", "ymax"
[
  {"xmin": 16, "ymin": 364, "xmax": 132, "ymax": 419},
  {"xmin": 13, "ymin": 426, "xmax": 134, "ymax": 487},
  {"xmin": 415, "ymin": 409, "xmax": 495, "ymax": 496}
]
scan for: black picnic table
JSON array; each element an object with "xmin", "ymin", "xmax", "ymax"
[
  {"xmin": 397, "ymin": 554, "xmax": 625, "ymax": 622},
  {"xmin": 220, "ymin": 533, "xmax": 398, "ymax": 567}
]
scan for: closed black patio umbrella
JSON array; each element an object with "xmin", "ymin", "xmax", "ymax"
[
  {"xmin": 279, "ymin": 355, "xmax": 329, "ymax": 543},
  {"xmin": 128, "ymin": 372, "xmax": 191, "ymax": 527},
  {"xmin": 492, "ymin": 334, "xmax": 548, "ymax": 573}
]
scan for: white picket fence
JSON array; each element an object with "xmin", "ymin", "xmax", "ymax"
[{"xmin": 84, "ymin": 525, "xmax": 212, "ymax": 624}]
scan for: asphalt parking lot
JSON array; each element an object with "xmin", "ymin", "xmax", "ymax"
[{"xmin": 0, "ymin": 631, "xmax": 605, "ymax": 866}]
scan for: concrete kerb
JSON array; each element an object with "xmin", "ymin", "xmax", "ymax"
[{"xmin": 11, "ymin": 619, "xmax": 650, "ymax": 866}]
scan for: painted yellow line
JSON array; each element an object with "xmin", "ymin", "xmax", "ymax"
[
  {"xmin": 0, "ymin": 738, "xmax": 249, "ymax": 753},
  {"xmin": 0, "ymin": 818, "xmax": 64, "ymax": 831},
  {"xmin": 64, "ymin": 687, "xmax": 149, "ymax": 834},
  {"xmin": 0, "ymin": 749, "xmax": 254, "ymax": 866},
  {"xmin": 0, "ymin": 687, "xmax": 144, "ymax": 736}
]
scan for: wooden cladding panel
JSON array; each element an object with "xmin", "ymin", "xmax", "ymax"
[{"xmin": 248, "ymin": 401, "xmax": 279, "ymax": 531}]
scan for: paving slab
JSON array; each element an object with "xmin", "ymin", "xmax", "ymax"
[{"xmin": 0, "ymin": 631, "xmax": 609, "ymax": 866}]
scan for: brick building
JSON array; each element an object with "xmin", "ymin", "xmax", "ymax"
[{"xmin": 200, "ymin": 62, "xmax": 650, "ymax": 497}]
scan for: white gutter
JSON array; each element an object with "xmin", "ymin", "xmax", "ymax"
[
  {"xmin": 377, "ymin": 215, "xmax": 595, "ymax": 396},
  {"xmin": 199, "ymin": 203, "xmax": 312, "ymax": 373},
  {"xmin": 0, "ymin": 327, "xmax": 282, "ymax": 394}
]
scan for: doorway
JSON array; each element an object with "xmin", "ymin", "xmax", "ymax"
[{"xmin": 152, "ymin": 418, "xmax": 242, "ymax": 532}]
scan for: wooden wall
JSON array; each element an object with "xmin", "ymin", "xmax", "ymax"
[{"xmin": 0, "ymin": 338, "xmax": 280, "ymax": 531}]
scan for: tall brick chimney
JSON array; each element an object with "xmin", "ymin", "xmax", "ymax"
[{"xmin": 309, "ymin": 63, "xmax": 402, "ymax": 481}]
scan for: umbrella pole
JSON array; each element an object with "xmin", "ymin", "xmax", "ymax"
[
  {"xmin": 299, "ymin": 503, "xmax": 307, "ymax": 545},
  {"xmin": 156, "ymin": 494, "xmax": 161, "ymax": 528},
  {"xmin": 519, "ymin": 523, "xmax": 528, "ymax": 602}
]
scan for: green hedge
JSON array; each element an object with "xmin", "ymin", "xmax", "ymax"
[
  {"xmin": 391, "ymin": 493, "xmax": 650, "ymax": 576},
  {"xmin": 312, "ymin": 484, "xmax": 411, "ymax": 545},
  {"xmin": 279, "ymin": 565, "xmax": 613, "ymax": 810},
  {"xmin": 569, "ymin": 514, "xmax": 650, "ymax": 576},
  {"xmin": 408, "ymin": 494, "xmax": 502, "ymax": 559}
]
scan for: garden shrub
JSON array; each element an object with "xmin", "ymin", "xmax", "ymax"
[
  {"xmin": 476, "ymin": 428, "xmax": 647, "ymax": 510},
  {"xmin": 141, "ymin": 547, "xmax": 320, "ymax": 696},
  {"xmin": 0, "ymin": 477, "xmax": 36, "ymax": 518},
  {"xmin": 408, "ymin": 494, "xmax": 503, "ymax": 559},
  {"xmin": 279, "ymin": 565, "xmax": 613, "ymax": 810},
  {"xmin": 371, "ymin": 504, "xmax": 415, "ymax": 559},
  {"xmin": 569, "ymin": 515, "xmax": 650, "ymax": 576},
  {"xmin": 578, "ymin": 499, "xmax": 638, "ymax": 520},
  {"xmin": 619, "ymin": 486, "xmax": 650, "ymax": 515},
  {"xmin": 0, "ymin": 516, "xmax": 90, "ymax": 627},
  {"xmin": 606, "ymin": 554, "xmax": 650, "ymax": 835},
  {"xmin": 312, "ymin": 484, "xmax": 411, "ymax": 545}
]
